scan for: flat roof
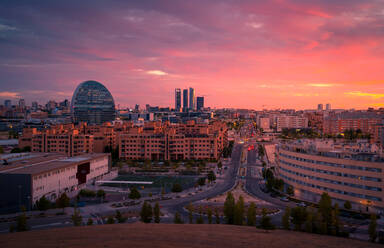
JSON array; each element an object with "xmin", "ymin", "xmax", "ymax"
[{"xmin": 0, "ymin": 153, "xmax": 109, "ymax": 175}]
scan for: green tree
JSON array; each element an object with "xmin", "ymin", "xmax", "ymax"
[
  {"xmin": 71, "ymin": 208, "xmax": 82, "ymax": 226},
  {"xmin": 174, "ymin": 212, "xmax": 184, "ymax": 224},
  {"xmin": 217, "ymin": 161, "xmax": 223, "ymax": 169},
  {"xmin": 234, "ymin": 196, "xmax": 245, "ymax": 225},
  {"xmin": 97, "ymin": 189, "xmax": 106, "ymax": 200},
  {"xmin": 290, "ymin": 207, "xmax": 307, "ymax": 231},
  {"xmin": 87, "ymin": 218, "xmax": 93, "ymax": 225},
  {"xmin": 369, "ymin": 214, "xmax": 378, "ymax": 243},
  {"xmin": 15, "ymin": 213, "xmax": 28, "ymax": 232},
  {"xmin": 344, "ymin": 201, "xmax": 352, "ymax": 210},
  {"xmin": 140, "ymin": 201, "xmax": 153, "ymax": 223},
  {"xmin": 171, "ymin": 183, "xmax": 183, "ymax": 193},
  {"xmin": 56, "ymin": 193, "xmax": 70, "ymax": 213},
  {"xmin": 129, "ymin": 187, "xmax": 141, "ymax": 199},
  {"xmin": 286, "ymin": 186, "xmax": 294, "ymax": 196},
  {"xmin": 305, "ymin": 211, "xmax": 314, "ymax": 233},
  {"xmin": 207, "ymin": 171, "xmax": 216, "ymax": 183},
  {"xmin": 115, "ymin": 210, "xmax": 127, "ymax": 223},
  {"xmin": 260, "ymin": 208, "xmax": 274, "ymax": 230},
  {"xmin": 187, "ymin": 203, "xmax": 194, "ymax": 224},
  {"xmin": 246, "ymin": 203, "xmax": 256, "ymax": 226},
  {"xmin": 282, "ymin": 207, "xmax": 291, "ymax": 230},
  {"xmin": 224, "ymin": 192, "xmax": 235, "ymax": 224},
  {"xmin": 215, "ymin": 208, "xmax": 220, "ymax": 224},
  {"xmin": 197, "ymin": 177, "xmax": 206, "ymax": 186},
  {"xmin": 207, "ymin": 208, "xmax": 213, "ymax": 224},
  {"xmin": 318, "ymin": 192, "xmax": 332, "ymax": 234},
  {"xmin": 36, "ymin": 196, "xmax": 51, "ymax": 211},
  {"xmin": 331, "ymin": 204, "xmax": 340, "ymax": 235},
  {"xmin": 154, "ymin": 202, "xmax": 161, "ymax": 223},
  {"xmin": 196, "ymin": 207, "xmax": 204, "ymax": 224},
  {"xmin": 106, "ymin": 216, "xmax": 115, "ymax": 224}
]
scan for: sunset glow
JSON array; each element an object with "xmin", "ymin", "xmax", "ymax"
[{"xmin": 0, "ymin": 0, "xmax": 384, "ymax": 109}]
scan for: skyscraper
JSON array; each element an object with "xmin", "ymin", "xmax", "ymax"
[
  {"xmin": 189, "ymin": 87, "xmax": 195, "ymax": 110},
  {"xmin": 317, "ymin": 104, "xmax": 323, "ymax": 111},
  {"xmin": 326, "ymin": 103, "xmax": 331, "ymax": 110},
  {"xmin": 174, "ymin": 88, "xmax": 181, "ymax": 111},
  {"xmin": 196, "ymin": 96, "xmax": 204, "ymax": 110},
  {"xmin": 71, "ymin": 80, "xmax": 116, "ymax": 124},
  {"xmin": 4, "ymin": 100, "xmax": 11, "ymax": 109},
  {"xmin": 18, "ymin": 99, "xmax": 25, "ymax": 109},
  {"xmin": 183, "ymin": 89, "xmax": 188, "ymax": 112}
]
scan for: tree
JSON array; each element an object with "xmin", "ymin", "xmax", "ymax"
[
  {"xmin": 234, "ymin": 196, "xmax": 245, "ymax": 225},
  {"xmin": 290, "ymin": 207, "xmax": 307, "ymax": 231},
  {"xmin": 187, "ymin": 203, "xmax": 194, "ymax": 224},
  {"xmin": 217, "ymin": 161, "xmax": 223, "ymax": 169},
  {"xmin": 107, "ymin": 216, "xmax": 115, "ymax": 224},
  {"xmin": 171, "ymin": 183, "xmax": 183, "ymax": 193},
  {"xmin": 260, "ymin": 208, "xmax": 274, "ymax": 230},
  {"xmin": 87, "ymin": 218, "xmax": 93, "ymax": 225},
  {"xmin": 369, "ymin": 214, "xmax": 378, "ymax": 243},
  {"xmin": 282, "ymin": 207, "xmax": 291, "ymax": 230},
  {"xmin": 115, "ymin": 210, "xmax": 127, "ymax": 223},
  {"xmin": 174, "ymin": 212, "xmax": 184, "ymax": 224},
  {"xmin": 331, "ymin": 204, "xmax": 340, "ymax": 235},
  {"xmin": 36, "ymin": 196, "xmax": 51, "ymax": 211},
  {"xmin": 215, "ymin": 208, "xmax": 220, "ymax": 224},
  {"xmin": 207, "ymin": 208, "xmax": 213, "ymax": 224},
  {"xmin": 197, "ymin": 177, "xmax": 206, "ymax": 186},
  {"xmin": 305, "ymin": 211, "xmax": 314, "ymax": 233},
  {"xmin": 154, "ymin": 202, "xmax": 161, "ymax": 223},
  {"xmin": 140, "ymin": 201, "xmax": 153, "ymax": 223},
  {"xmin": 71, "ymin": 208, "xmax": 82, "ymax": 226},
  {"xmin": 15, "ymin": 213, "xmax": 28, "ymax": 232},
  {"xmin": 286, "ymin": 185, "xmax": 294, "ymax": 196},
  {"xmin": 344, "ymin": 201, "xmax": 352, "ymax": 210},
  {"xmin": 224, "ymin": 192, "xmax": 235, "ymax": 224},
  {"xmin": 0, "ymin": 146, "xmax": 3, "ymax": 154},
  {"xmin": 97, "ymin": 189, "xmax": 106, "ymax": 200},
  {"xmin": 207, "ymin": 171, "xmax": 216, "ymax": 183},
  {"xmin": 129, "ymin": 187, "xmax": 141, "ymax": 199},
  {"xmin": 247, "ymin": 203, "xmax": 256, "ymax": 226},
  {"xmin": 196, "ymin": 207, "xmax": 204, "ymax": 224},
  {"xmin": 56, "ymin": 193, "xmax": 70, "ymax": 212},
  {"xmin": 318, "ymin": 192, "xmax": 332, "ymax": 234}
]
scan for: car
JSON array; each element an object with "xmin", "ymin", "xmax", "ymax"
[
  {"xmin": 280, "ymin": 197, "xmax": 289, "ymax": 202},
  {"xmin": 296, "ymin": 202, "xmax": 306, "ymax": 207}
]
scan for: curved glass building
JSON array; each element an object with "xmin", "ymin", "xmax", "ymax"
[{"xmin": 71, "ymin": 80, "xmax": 116, "ymax": 124}]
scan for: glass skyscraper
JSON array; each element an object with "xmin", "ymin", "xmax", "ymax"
[{"xmin": 71, "ymin": 80, "xmax": 116, "ymax": 124}]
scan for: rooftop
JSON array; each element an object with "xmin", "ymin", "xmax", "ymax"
[{"xmin": 0, "ymin": 153, "xmax": 108, "ymax": 175}]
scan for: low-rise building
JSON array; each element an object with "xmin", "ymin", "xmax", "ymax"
[{"xmin": 0, "ymin": 153, "xmax": 110, "ymax": 214}]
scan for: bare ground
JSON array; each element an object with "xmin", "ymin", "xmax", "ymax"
[{"xmin": 0, "ymin": 223, "xmax": 381, "ymax": 248}]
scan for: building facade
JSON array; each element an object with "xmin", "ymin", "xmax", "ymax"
[
  {"xmin": 196, "ymin": 96, "xmax": 204, "ymax": 110},
  {"xmin": 189, "ymin": 87, "xmax": 195, "ymax": 110},
  {"xmin": 0, "ymin": 153, "xmax": 110, "ymax": 214},
  {"xmin": 175, "ymin": 88, "xmax": 181, "ymax": 112},
  {"xmin": 277, "ymin": 139, "xmax": 384, "ymax": 213}
]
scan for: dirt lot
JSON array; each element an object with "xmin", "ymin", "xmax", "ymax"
[{"xmin": 0, "ymin": 223, "xmax": 381, "ymax": 248}]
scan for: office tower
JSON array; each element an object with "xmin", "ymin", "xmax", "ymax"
[
  {"xmin": 326, "ymin": 103, "xmax": 331, "ymax": 110},
  {"xmin": 189, "ymin": 87, "xmax": 195, "ymax": 110},
  {"xmin": 4, "ymin": 100, "xmax": 11, "ymax": 108},
  {"xmin": 196, "ymin": 96, "xmax": 204, "ymax": 110},
  {"xmin": 71, "ymin": 80, "xmax": 116, "ymax": 124},
  {"xmin": 32, "ymin": 101, "xmax": 38, "ymax": 111},
  {"xmin": 135, "ymin": 104, "xmax": 140, "ymax": 111},
  {"xmin": 317, "ymin": 104, "xmax": 323, "ymax": 111},
  {"xmin": 183, "ymin": 89, "xmax": 188, "ymax": 111},
  {"xmin": 174, "ymin": 88, "xmax": 181, "ymax": 111},
  {"xmin": 18, "ymin": 99, "xmax": 26, "ymax": 109}
]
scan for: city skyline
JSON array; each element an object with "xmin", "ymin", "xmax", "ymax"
[{"xmin": 0, "ymin": 1, "xmax": 384, "ymax": 109}]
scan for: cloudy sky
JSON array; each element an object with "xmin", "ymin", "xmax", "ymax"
[{"xmin": 0, "ymin": 0, "xmax": 384, "ymax": 109}]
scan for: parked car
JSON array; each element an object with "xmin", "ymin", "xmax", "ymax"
[
  {"xmin": 280, "ymin": 197, "xmax": 289, "ymax": 202},
  {"xmin": 296, "ymin": 202, "xmax": 306, "ymax": 207}
]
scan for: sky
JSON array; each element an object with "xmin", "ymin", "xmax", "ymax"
[{"xmin": 0, "ymin": 0, "xmax": 384, "ymax": 110}]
